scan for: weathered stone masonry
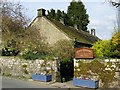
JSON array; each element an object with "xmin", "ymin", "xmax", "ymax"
[
  {"xmin": 0, "ymin": 57, "xmax": 61, "ymax": 82},
  {"xmin": 74, "ymin": 58, "xmax": 120, "ymax": 88}
]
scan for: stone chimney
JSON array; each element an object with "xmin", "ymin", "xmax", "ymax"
[
  {"xmin": 91, "ymin": 29, "xmax": 96, "ymax": 36},
  {"xmin": 91, "ymin": 29, "xmax": 93, "ymax": 35},
  {"xmin": 37, "ymin": 8, "xmax": 46, "ymax": 17},
  {"xmin": 94, "ymin": 29, "xmax": 96, "ymax": 36}
]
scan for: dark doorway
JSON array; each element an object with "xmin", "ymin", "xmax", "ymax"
[{"xmin": 60, "ymin": 58, "xmax": 74, "ymax": 82}]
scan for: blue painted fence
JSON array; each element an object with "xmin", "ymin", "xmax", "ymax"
[
  {"xmin": 73, "ymin": 78, "xmax": 99, "ymax": 88},
  {"xmin": 32, "ymin": 74, "xmax": 52, "ymax": 82}
]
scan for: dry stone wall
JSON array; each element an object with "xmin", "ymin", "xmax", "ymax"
[
  {"xmin": 74, "ymin": 58, "xmax": 120, "ymax": 88},
  {"xmin": 0, "ymin": 57, "xmax": 61, "ymax": 82}
]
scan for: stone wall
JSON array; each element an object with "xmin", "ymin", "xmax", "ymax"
[
  {"xmin": 74, "ymin": 58, "xmax": 120, "ymax": 88},
  {"xmin": 0, "ymin": 57, "xmax": 61, "ymax": 82},
  {"xmin": 1, "ymin": 56, "xmax": 120, "ymax": 87}
]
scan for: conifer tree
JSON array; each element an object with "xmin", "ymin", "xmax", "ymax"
[
  {"xmin": 47, "ymin": 9, "xmax": 56, "ymax": 19},
  {"xmin": 67, "ymin": 0, "xmax": 89, "ymax": 31},
  {"xmin": 55, "ymin": 9, "xmax": 62, "ymax": 21}
]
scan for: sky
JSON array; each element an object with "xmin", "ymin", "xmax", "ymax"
[{"xmin": 8, "ymin": 0, "xmax": 118, "ymax": 40}]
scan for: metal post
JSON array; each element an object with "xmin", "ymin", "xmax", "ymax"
[{"xmin": 118, "ymin": 1, "xmax": 120, "ymax": 30}]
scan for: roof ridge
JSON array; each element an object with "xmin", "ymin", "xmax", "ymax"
[
  {"xmin": 30, "ymin": 16, "xmax": 100, "ymax": 45},
  {"xmin": 46, "ymin": 17, "xmax": 91, "ymax": 44}
]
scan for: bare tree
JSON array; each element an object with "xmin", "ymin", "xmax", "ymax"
[
  {"xmin": 109, "ymin": 0, "xmax": 120, "ymax": 7},
  {"xmin": 1, "ymin": 1, "xmax": 29, "ymax": 56},
  {"xmin": 107, "ymin": 0, "xmax": 120, "ymax": 30},
  {"xmin": 2, "ymin": 1, "xmax": 50, "ymax": 56}
]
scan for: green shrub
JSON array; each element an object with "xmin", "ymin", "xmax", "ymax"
[
  {"xmin": 22, "ymin": 52, "xmax": 40, "ymax": 60},
  {"xmin": 92, "ymin": 40, "xmax": 120, "ymax": 58},
  {"xmin": 2, "ymin": 39, "xmax": 19, "ymax": 56},
  {"xmin": 112, "ymin": 31, "xmax": 120, "ymax": 51},
  {"xmin": 52, "ymin": 39, "xmax": 74, "ymax": 60},
  {"xmin": 22, "ymin": 51, "xmax": 54, "ymax": 60}
]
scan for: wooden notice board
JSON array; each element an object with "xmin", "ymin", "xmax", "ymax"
[{"xmin": 75, "ymin": 48, "xmax": 94, "ymax": 59}]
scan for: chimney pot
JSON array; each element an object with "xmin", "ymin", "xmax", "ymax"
[
  {"xmin": 37, "ymin": 8, "xmax": 46, "ymax": 17},
  {"xmin": 94, "ymin": 29, "xmax": 96, "ymax": 36},
  {"xmin": 91, "ymin": 29, "xmax": 93, "ymax": 35},
  {"xmin": 91, "ymin": 29, "xmax": 96, "ymax": 36}
]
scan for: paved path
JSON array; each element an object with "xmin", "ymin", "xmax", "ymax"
[
  {"xmin": 1, "ymin": 76, "xmax": 94, "ymax": 89},
  {"xmin": 2, "ymin": 77, "xmax": 54, "ymax": 88},
  {"xmin": 1, "ymin": 76, "xmax": 120, "ymax": 90}
]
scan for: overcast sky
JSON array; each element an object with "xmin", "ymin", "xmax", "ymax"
[{"xmin": 9, "ymin": 0, "xmax": 117, "ymax": 40}]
